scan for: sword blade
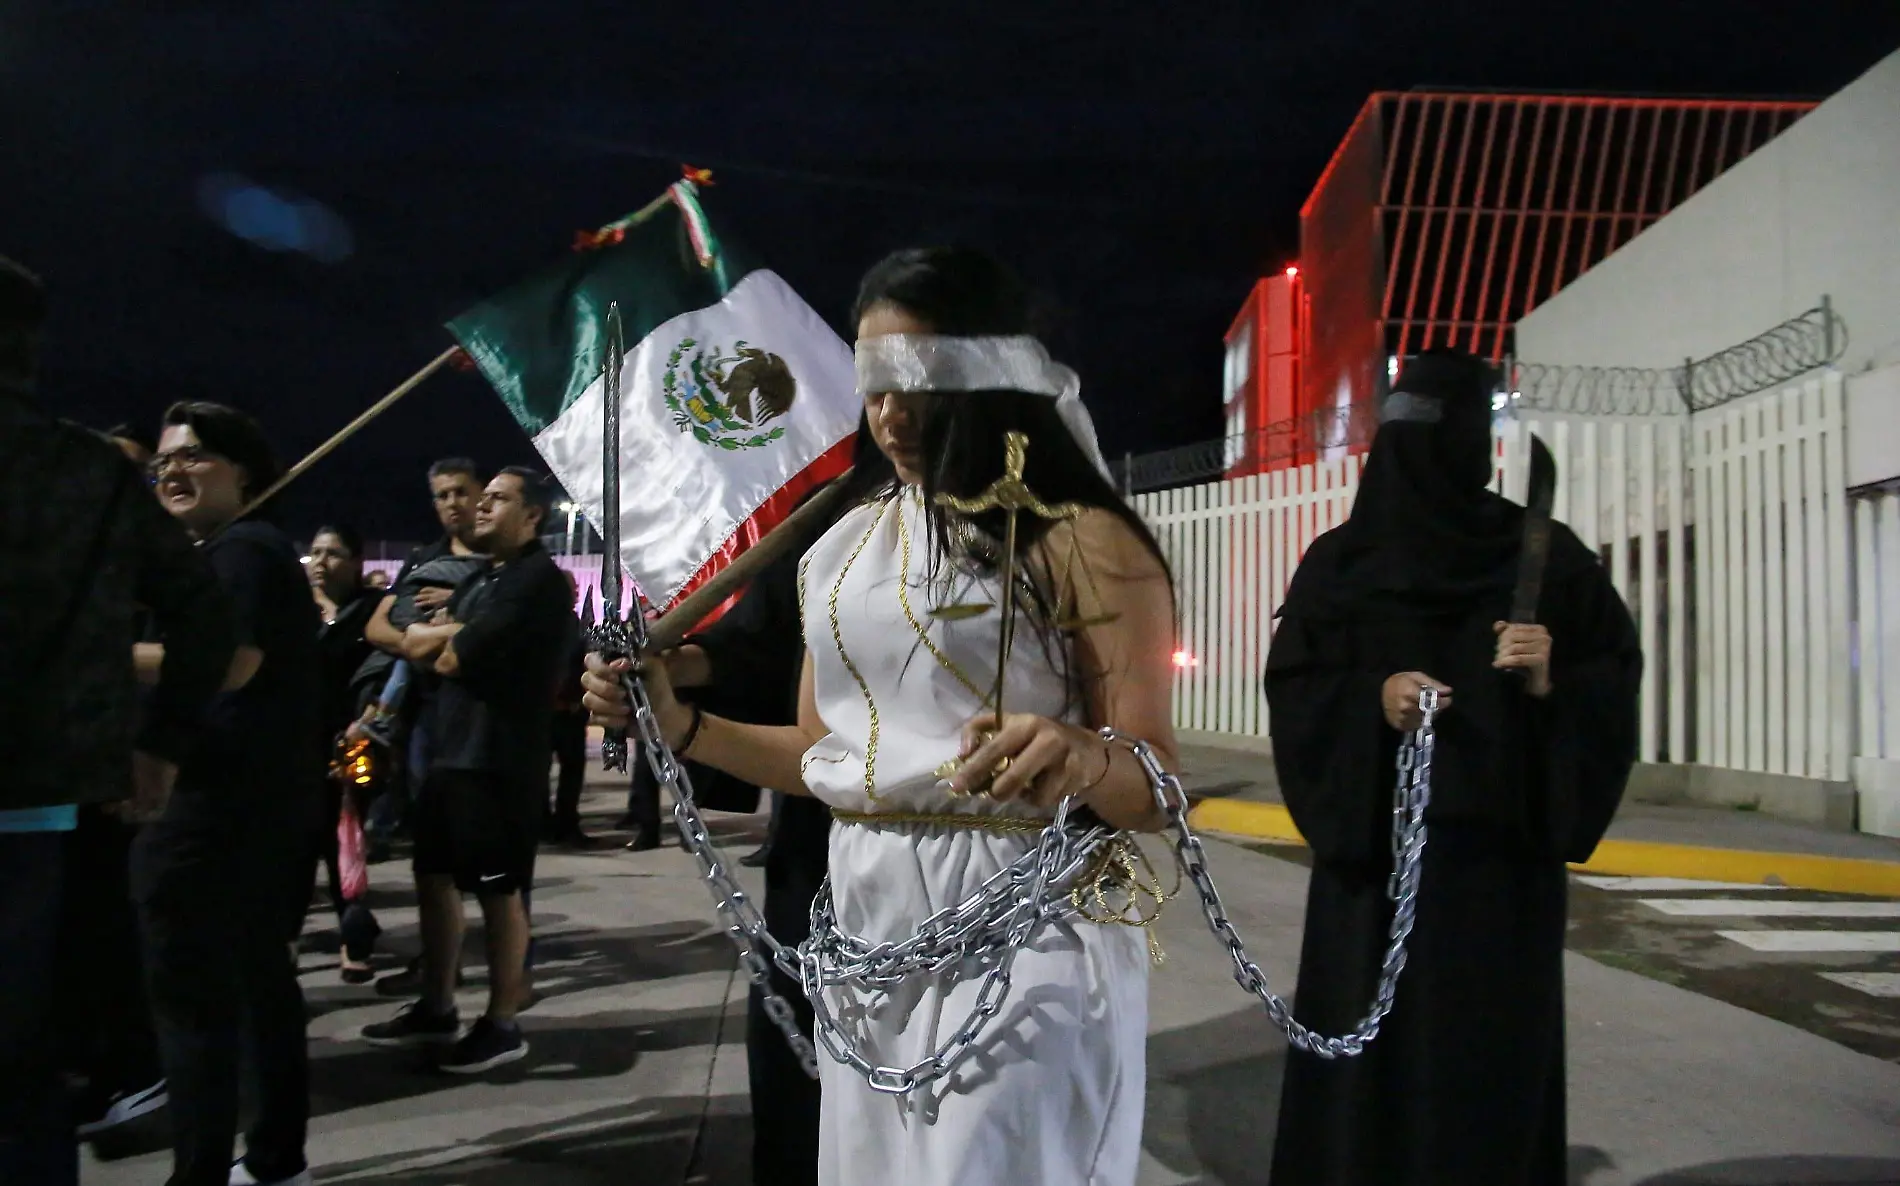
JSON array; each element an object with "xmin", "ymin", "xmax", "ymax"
[
  {"xmin": 593, "ymin": 302, "xmax": 633, "ymax": 771},
  {"xmin": 1509, "ymin": 434, "xmax": 1557, "ymax": 625},
  {"xmin": 600, "ymin": 302, "xmax": 626, "ymax": 623}
]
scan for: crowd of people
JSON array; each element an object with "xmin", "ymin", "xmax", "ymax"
[{"xmin": 5, "ymin": 240, "xmax": 1639, "ymax": 1186}]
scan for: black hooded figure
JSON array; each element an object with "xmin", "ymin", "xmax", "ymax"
[{"xmin": 1265, "ymin": 349, "xmax": 1641, "ymax": 1185}]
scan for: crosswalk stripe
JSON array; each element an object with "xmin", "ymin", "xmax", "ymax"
[
  {"xmin": 1820, "ymin": 972, "xmax": 1900, "ymax": 997},
  {"xmin": 1716, "ymin": 930, "xmax": 1900, "ymax": 953},
  {"xmin": 1574, "ymin": 875, "xmax": 1787, "ymax": 892},
  {"xmin": 1640, "ymin": 899, "xmax": 1900, "ymax": 918}
]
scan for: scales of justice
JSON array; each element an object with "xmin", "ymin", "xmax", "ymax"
[{"xmin": 927, "ymin": 429, "xmax": 1120, "ymax": 796}]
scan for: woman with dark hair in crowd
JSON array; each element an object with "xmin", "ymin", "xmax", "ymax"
[
  {"xmin": 135, "ymin": 401, "xmax": 320, "ymax": 1186},
  {"xmin": 307, "ymin": 524, "xmax": 383, "ymax": 982},
  {"xmin": 585, "ymin": 247, "xmax": 1178, "ymax": 1186}
]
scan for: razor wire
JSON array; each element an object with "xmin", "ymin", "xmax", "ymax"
[{"xmin": 1510, "ymin": 299, "xmax": 1847, "ymax": 416}]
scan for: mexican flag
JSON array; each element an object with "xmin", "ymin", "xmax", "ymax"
[{"xmin": 448, "ymin": 180, "xmax": 856, "ymax": 610}]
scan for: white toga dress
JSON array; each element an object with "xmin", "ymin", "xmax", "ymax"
[{"xmin": 796, "ymin": 488, "xmax": 1149, "ymax": 1186}]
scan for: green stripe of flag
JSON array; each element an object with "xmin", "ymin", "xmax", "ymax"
[{"xmin": 447, "ymin": 201, "xmax": 760, "ymax": 437}]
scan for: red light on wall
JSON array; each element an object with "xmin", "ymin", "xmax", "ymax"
[
  {"xmin": 1171, "ymin": 649, "xmax": 1199, "ymax": 669},
  {"xmin": 1284, "ymin": 265, "xmax": 1299, "ymax": 278}
]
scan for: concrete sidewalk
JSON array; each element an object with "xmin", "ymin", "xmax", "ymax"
[
  {"xmin": 83, "ymin": 779, "xmax": 1900, "ymax": 1186},
  {"xmin": 1178, "ymin": 738, "xmax": 1900, "ymax": 895}
]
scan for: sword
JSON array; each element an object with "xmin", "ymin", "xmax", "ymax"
[
  {"xmin": 1509, "ymin": 433, "xmax": 1558, "ymax": 627},
  {"xmin": 590, "ymin": 302, "xmax": 637, "ymax": 771}
]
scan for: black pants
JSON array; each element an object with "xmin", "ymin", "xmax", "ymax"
[
  {"xmin": 549, "ymin": 710, "xmax": 588, "ymax": 831},
  {"xmin": 0, "ymin": 830, "xmax": 75, "ymax": 1186},
  {"xmin": 624, "ymin": 743, "xmax": 661, "ymax": 836},
  {"xmin": 56, "ymin": 808, "xmax": 160, "ymax": 1094},
  {"xmin": 746, "ymin": 968, "xmax": 820, "ymax": 1186},
  {"xmin": 132, "ymin": 782, "xmax": 314, "ymax": 1186}
]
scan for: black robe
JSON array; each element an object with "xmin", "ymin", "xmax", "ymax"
[
  {"xmin": 1265, "ymin": 522, "xmax": 1641, "ymax": 1186},
  {"xmin": 680, "ymin": 509, "xmax": 830, "ymax": 1186}
]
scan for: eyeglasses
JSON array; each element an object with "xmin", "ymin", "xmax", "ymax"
[{"xmin": 148, "ymin": 444, "xmax": 219, "ymax": 479}]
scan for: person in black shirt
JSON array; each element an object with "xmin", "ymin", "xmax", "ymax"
[
  {"xmin": 132, "ymin": 401, "xmax": 321, "ymax": 1186},
  {"xmin": 308, "ymin": 525, "xmax": 383, "ymax": 982},
  {"xmin": 0, "ymin": 259, "xmax": 235, "ymax": 1186},
  {"xmin": 362, "ymin": 467, "xmax": 571, "ymax": 1074}
]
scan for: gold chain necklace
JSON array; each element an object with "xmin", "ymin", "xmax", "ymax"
[
  {"xmin": 894, "ymin": 499, "xmax": 994, "ymax": 708},
  {"xmin": 826, "ymin": 500, "xmax": 889, "ymax": 800}
]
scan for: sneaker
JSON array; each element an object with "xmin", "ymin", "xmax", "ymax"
[
  {"xmin": 438, "ymin": 1015, "xmax": 528, "ymax": 1074},
  {"xmin": 229, "ymin": 1159, "xmax": 312, "ymax": 1186},
  {"xmin": 360, "ymin": 1000, "xmax": 460, "ymax": 1047},
  {"xmin": 76, "ymin": 1079, "xmax": 168, "ymax": 1137}
]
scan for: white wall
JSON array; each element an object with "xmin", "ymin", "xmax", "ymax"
[
  {"xmin": 1516, "ymin": 49, "xmax": 1900, "ymax": 376},
  {"xmin": 1848, "ymin": 363, "xmax": 1900, "ymax": 488}
]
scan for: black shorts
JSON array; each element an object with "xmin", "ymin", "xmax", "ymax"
[{"xmin": 412, "ymin": 770, "xmax": 540, "ymax": 896}]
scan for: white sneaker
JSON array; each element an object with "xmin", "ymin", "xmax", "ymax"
[
  {"xmin": 228, "ymin": 1159, "xmax": 314, "ymax": 1186},
  {"xmin": 75, "ymin": 1079, "xmax": 168, "ymax": 1137}
]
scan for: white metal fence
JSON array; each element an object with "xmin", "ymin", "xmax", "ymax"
[
  {"xmin": 1856, "ymin": 486, "xmax": 1900, "ymax": 766},
  {"xmin": 1135, "ymin": 371, "xmax": 1882, "ymax": 786}
]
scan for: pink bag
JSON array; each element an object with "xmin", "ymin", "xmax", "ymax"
[{"xmin": 337, "ymin": 796, "xmax": 369, "ymax": 902}]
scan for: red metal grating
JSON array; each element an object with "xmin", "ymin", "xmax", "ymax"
[{"xmin": 1286, "ymin": 90, "xmax": 1815, "ymax": 452}]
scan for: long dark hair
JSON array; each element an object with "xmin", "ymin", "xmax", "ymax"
[
  {"xmin": 849, "ymin": 247, "xmax": 1172, "ymax": 699},
  {"xmin": 850, "ymin": 246, "xmax": 1168, "ymax": 576}
]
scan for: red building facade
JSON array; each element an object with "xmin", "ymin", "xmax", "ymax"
[{"xmin": 1226, "ymin": 89, "xmax": 1814, "ymax": 478}]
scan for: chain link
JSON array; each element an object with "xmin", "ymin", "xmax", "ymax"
[
  {"xmin": 1102, "ymin": 684, "xmax": 1438, "ymax": 1059},
  {"xmin": 590, "ymin": 609, "xmax": 1437, "ymax": 1087}
]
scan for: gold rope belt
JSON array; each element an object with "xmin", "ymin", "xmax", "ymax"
[
  {"xmin": 828, "ymin": 810, "xmax": 1182, "ymax": 965},
  {"xmin": 831, "ymin": 809, "xmax": 1049, "ymax": 834}
]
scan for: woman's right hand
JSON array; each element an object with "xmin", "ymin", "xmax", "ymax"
[{"xmin": 1381, "ymin": 672, "xmax": 1452, "ymax": 732}]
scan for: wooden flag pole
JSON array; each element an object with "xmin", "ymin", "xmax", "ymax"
[
  {"xmin": 234, "ymin": 181, "xmax": 690, "ymax": 524},
  {"xmin": 234, "ymin": 345, "xmax": 461, "ymax": 523},
  {"xmin": 643, "ymin": 471, "xmax": 853, "ymax": 652}
]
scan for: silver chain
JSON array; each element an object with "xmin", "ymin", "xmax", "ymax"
[
  {"xmin": 591, "ymin": 608, "xmax": 1437, "ymax": 1087},
  {"xmin": 1102, "ymin": 682, "xmax": 1436, "ymax": 1059}
]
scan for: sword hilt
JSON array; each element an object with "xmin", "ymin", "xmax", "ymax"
[{"xmin": 587, "ymin": 617, "xmax": 637, "ymax": 772}]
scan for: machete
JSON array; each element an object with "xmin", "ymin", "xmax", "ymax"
[{"xmin": 1509, "ymin": 433, "xmax": 1558, "ymax": 626}]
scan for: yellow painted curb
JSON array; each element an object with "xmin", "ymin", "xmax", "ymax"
[
  {"xmin": 1572, "ymin": 839, "xmax": 1900, "ymax": 896},
  {"xmin": 1187, "ymin": 798, "xmax": 1304, "ymax": 844},
  {"xmin": 1184, "ymin": 799, "xmax": 1900, "ymax": 897}
]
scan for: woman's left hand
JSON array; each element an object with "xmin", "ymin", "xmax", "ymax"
[{"xmin": 947, "ymin": 713, "xmax": 1107, "ymax": 809}]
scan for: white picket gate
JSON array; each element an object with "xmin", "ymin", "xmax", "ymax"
[{"xmin": 1134, "ymin": 371, "xmax": 1880, "ymax": 788}]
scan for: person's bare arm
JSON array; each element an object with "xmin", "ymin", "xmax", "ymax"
[
  {"xmin": 402, "ymin": 621, "xmax": 460, "ymax": 666},
  {"xmin": 134, "ymin": 642, "xmax": 264, "ymax": 691},
  {"xmin": 364, "ymin": 594, "xmax": 403, "ymax": 653},
  {"xmin": 584, "ymin": 649, "xmax": 825, "ymax": 796},
  {"xmin": 666, "ymin": 644, "xmax": 713, "ymax": 690}
]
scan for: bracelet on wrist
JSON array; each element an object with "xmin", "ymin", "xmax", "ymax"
[
  {"xmin": 1082, "ymin": 742, "xmax": 1113, "ymax": 791},
  {"xmin": 676, "ymin": 704, "xmax": 706, "ymax": 757}
]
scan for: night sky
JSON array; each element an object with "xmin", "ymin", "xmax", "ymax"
[{"xmin": 7, "ymin": 2, "xmax": 1898, "ymax": 543}]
